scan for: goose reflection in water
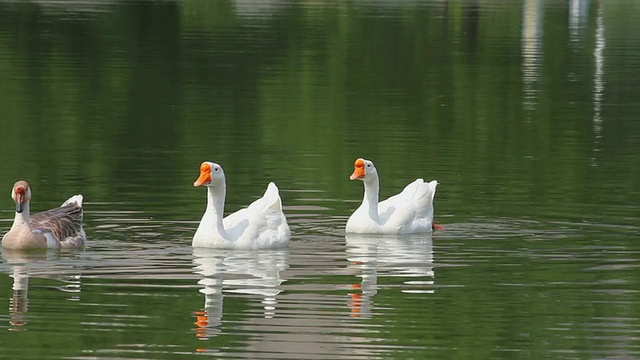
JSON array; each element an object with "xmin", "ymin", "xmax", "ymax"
[
  {"xmin": 1, "ymin": 249, "xmax": 82, "ymax": 331},
  {"xmin": 191, "ymin": 247, "xmax": 289, "ymax": 340},
  {"xmin": 345, "ymin": 233, "xmax": 434, "ymax": 318}
]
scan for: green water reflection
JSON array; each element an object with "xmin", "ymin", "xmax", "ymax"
[{"xmin": 0, "ymin": 1, "xmax": 638, "ymax": 221}]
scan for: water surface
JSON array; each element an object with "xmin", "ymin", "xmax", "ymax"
[{"xmin": 0, "ymin": 0, "xmax": 639, "ymax": 359}]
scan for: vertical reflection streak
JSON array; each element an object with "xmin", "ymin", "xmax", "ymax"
[
  {"xmin": 521, "ymin": 0, "xmax": 544, "ymax": 118},
  {"xmin": 593, "ymin": 3, "xmax": 605, "ymax": 139},
  {"xmin": 591, "ymin": 2, "xmax": 605, "ymax": 166},
  {"xmin": 569, "ymin": 0, "xmax": 590, "ymax": 42}
]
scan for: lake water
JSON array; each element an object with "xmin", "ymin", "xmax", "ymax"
[{"xmin": 1, "ymin": 0, "xmax": 639, "ymax": 359}]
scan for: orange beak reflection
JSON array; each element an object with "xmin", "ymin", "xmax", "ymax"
[
  {"xmin": 350, "ymin": 159, "xmax": 365, "ymax": 180},
  {"xmin": 193, "ymin": 163, "xmax": 212, "ymax": 187}
]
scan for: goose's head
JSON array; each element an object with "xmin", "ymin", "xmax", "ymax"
[
  {"xmin": 11, "ymin": 180, "xmax": 32, "ymax": 214},
  {"xmin": 193, "ymin": 161, "xmax": 225, "ymax": 187},
  {"xmin": 349, "ymin": 158, "xmax": 377, "ymax": 181}
]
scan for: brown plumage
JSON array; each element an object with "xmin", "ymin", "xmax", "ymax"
[{"xmin": 2, "ymin": 181, "xmax": 85, "ymax": 250}]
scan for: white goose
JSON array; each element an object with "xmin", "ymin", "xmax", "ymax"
[
  {"xmin": 2, "ymin": 181, "xmax": 85, "ymax": 250},
  {"xmin": 192, "ymin": 161, "xmax": 290, "ymax": 249},
  {"xmin": 346, "ymin": 158, "xmax": 439, "ymax": 234}
]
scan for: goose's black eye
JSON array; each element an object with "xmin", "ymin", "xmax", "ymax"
[
  {"xmin": 367, "ymin": 164, "xmax": 371, "ymax": 168},
  {"xmin": 215, "ymin": 168, "xmax": 219, "ymax": 172}
]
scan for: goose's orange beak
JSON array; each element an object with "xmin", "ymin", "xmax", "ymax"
[
  {"xmin": 350, "ymin": 159, "xmax": 365, "ymax": 180},
  {"xmin": 193, "ymin": 163, "xmax": 212, "ymax": 187},
  {"xmin": 14, "ymin": 186, "xmax": 25, "ymax": 213}
]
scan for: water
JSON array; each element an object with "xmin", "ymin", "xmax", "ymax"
[{"xmin": 1, "ymin": 0, "xmax": 640, "ymax": 358}]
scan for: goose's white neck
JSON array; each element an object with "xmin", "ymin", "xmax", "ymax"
[
  {"xmin": 204, "ymin": 183, "xmax": 228, "ymax": 238},
  {"xmin": 361, "ymin": 176, "xmax": 380, "ymax": 223},
  {"xmin": 11, "ymin": 203, "xmax": 31, "ymax": 231}
]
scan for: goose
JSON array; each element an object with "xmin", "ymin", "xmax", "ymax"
[
  {"xmin": 2, "ymin": 181, "xmax": 85, "ymax": 250},
  {"xmin": 346, "ymin": 158, "xmax": 440, "ymax": 234},
  {"xmin": 192, "ymin": 161, "xmax": 290, "ymax": 249}
]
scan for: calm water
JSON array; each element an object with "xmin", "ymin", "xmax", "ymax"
[{"xmin": 1, "ymin": 0, "xmax": 639, "ymax": 359}]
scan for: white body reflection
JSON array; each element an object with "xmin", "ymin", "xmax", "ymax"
[
  {"xmin": 191, "ymin": 247, "xmax": 289, "ymax": 340},
  {"xmin": 1, "ymin": 249, "xmax": 82, "ymax": 331},
  {"xmin": 345, "ymin": 233, "xmax": 434, "ymax": 318}
]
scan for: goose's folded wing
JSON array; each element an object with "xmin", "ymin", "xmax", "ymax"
[
  {"xmin": 223, "ymin": 183, "xmax": 280, "ymax": 226},
  {"xmin": 378, "ymin": 179, "xmax": 437, "ymax": 228},
  {"xmin": 250, "ymin": 183, "xmax": 283, "ymax": 213},
  {"xmin": 30, "ymin": 204, "xmax": 83, "ymax": 241},
  {"xmin": 379, "ymin": 179, "xmax": 423, "ymax": 214},
  {"xmin": 407, "ymin": 179, "xmax": 437, "ymax": 217},
  {"xmin": 223, "ymin": 183, "xmax": 287, "ymax": 241}
]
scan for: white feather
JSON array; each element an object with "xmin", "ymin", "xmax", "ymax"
[{"xmin": 62, "ymin": 194, "xmax": 83, "ymax": 207}]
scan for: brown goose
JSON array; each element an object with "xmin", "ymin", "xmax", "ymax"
[{"xmin": 2, "ymin": 181, "xmax": 85, "ymax": 250}]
